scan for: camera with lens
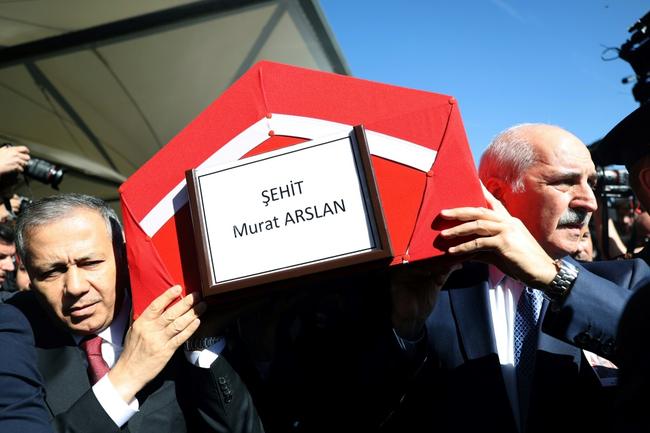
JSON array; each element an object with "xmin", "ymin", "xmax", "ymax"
[
  {"xmin": 1, "ymin": 142, "xmax": 64, "ymax": 189},
  {"xmin": 595, "ymin": 166, "xmax": 633, "ymax": 198},
  {"xmin": 25, "ymin": 157, "xmax": 64, "ymax": 189}
]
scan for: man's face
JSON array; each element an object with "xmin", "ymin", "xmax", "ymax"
[
  {"xmin": 25, "ymin": 208, "xmax": 121, "ymax": 335},
  {"xmin": 499, "ymin": 127, "xmax": 598, "ymax": 259},
  {"xmin": 573, "ymin": 226, "xmax": 594, "ymax": 262},
  {"xmin": 15, "ymin": 256, "xmax": 31, "ymax": 291},
  {"xmin": 0, "ymin": 240, "xmax": 16, "ymax": 284}
]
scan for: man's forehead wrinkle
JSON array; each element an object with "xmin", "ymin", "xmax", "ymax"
[
  {"xmin": 28, "ymin": 236, "xmax": 101, "ymax": 267},
  {"xmin": 32, "ymin": 248, "xmax": 99, "ymax": 265}
]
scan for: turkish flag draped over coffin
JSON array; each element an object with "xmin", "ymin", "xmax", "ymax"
[{"xmin": 119, "ymin": 61, "xmax": 484, "ymax": 317}]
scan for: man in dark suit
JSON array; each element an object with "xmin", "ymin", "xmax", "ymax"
[
  {"xmin": 384, "ymin": 123, "xmax": 649, "ymax": 433},
  {"xmin": 592, "ymin": 105, "xmax": 650, "ymax": 432},
  {"xmin": 8, "ymin": 194, "xmax": 263, "ymax": 433},
  {"xmin": 0, "ymin": 302, "xmax": 52, "ymax": 432}
]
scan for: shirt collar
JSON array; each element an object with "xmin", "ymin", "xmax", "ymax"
[
  {"xmin": 488, "ymin": 265, "xmax": 525, "ymax": 302},
  {"xmin": 488, "ymin": 265, "xmax": 507, "ymax": 288}
]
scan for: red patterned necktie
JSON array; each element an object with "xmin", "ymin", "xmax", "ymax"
[{"xmin": 80, "ymin": 335, "xmax": 110, "ymax": 384}]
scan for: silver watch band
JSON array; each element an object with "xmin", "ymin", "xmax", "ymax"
[
  {"xmin": 545, "ymin": 259, "xmax": 579, "ymax": 300},
  {"xmin": 183, "ymin": 336, "xmax": 223, "ymax": 351}
]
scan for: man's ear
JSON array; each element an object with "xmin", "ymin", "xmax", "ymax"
[
  {"xmin": 638, "ymin": 166, "xmax": 650, "ymax": 195},
  {"xmin": 483, "ymin": 177, "xmax": 507, "ymax": 202}
]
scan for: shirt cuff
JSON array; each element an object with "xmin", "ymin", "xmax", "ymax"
[
  {"xmin": 392, "ymin": 327, "xmax": 425, "ymax": 357},
  {"xmin": 92, "ymin": 374, "xmax": 139, "ymax": 427},
  {"xmin": 184, "ymin": 337, "xmax": 226, "ymax": 368}
]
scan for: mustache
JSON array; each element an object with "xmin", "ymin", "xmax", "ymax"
[{"xmin": 558, "ymin": 209, "xmax": 590, "ymax": 226}]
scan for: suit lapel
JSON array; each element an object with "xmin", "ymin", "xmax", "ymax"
[
  {"xmin": 39, "ymin": 344, "xmax": 92, "ymax": 416},
  {"xmin": 444, "ymin": 266, "xmax": 518, "ymax": 432},
  {"xmin": 448, "ymin": 277, "xmax": 497, "ymax": 361}
]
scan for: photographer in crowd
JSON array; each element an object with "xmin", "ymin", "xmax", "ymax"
[
  {"xmin": 1, "ymin": 141, "xmax": 63, "ymax": 226},
  {"xmin": 0, "ymin": 144, "xmax": 30, "ymax": 177},
  {"xmin": 592, "ymin": 104, "xmax": 650, "ymax": 432},
  {"xmin": 0, "ymin": 144, "xmax": 30, "ymax": 224},
  {"xmin": 592, "ymin": 105, "xmax": 650, "ymax": 263},
  {"xmin": 0, "ymin": 143, "xmax": 33, "ymax": 298}
]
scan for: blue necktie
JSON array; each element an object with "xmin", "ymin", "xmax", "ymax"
[
  {"xmin": 514, "ymin": 287, "xmax": 543, "ymax": 374},
  {"xmin": 514, "ymin": 286, "xmax": 543, "ymax": 427}
]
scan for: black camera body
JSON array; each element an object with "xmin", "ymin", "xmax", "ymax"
[
  {"xmin": 618, "ymin": 11, "xmax": 650, "ymax": 104},
  {"xmin": 1, "ymin": 142, "xmax": 64, "ymax": 189},
  {"xmin": 595, "ymin": 166, "xmax": 633, "ymax": 198},
  {"xmin": 25, "ymin": 157, "xmax": 64, "ymax": 189},
  {"xmin": 17, "ymin": 196, "xmax": 32, "ymax": 215}
]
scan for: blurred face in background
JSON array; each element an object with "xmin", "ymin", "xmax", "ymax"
[
  {"xmin": 573, "ymin": 225, "xmax": 594, "ymax": 262},
  {"xmin": 634, "ymin": 211, "xmax": 650, "ymax": 241},
  {"xmin": 0, "ymin": 240, "xmax": 16, "ymax": 285},
  {"xmin": 15, "ymin": 255, "xmax": 30, "ymax": 291}
]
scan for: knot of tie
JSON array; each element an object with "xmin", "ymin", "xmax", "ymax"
[{"xmin": 80, "ymin": 334, "xmax": 110, "ymax": 384}]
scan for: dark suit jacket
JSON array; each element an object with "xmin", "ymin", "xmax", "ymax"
[
  {"xmin": 389, "ymin": 258, "xmax": 650, "ymax": 433},
  {"xmin": 221, "ymin": 257, "xmax": 650, "ymax": 433},
  {"xmin": 614, "ymin": 243, "xmax": 650, "ymax": 432},
  {"xmin": 0, "ymin": 302, "xmax": 52, "ymax": 433},
  {"xmin": 8, "ymin": 291, "xmax": 263, "ymax": 433},
  {"xmin": 615, "ymin": 282, "xmax": 650, "ymax": 432},
  {"xmin": 227, "ymin": 273, "xmax": 409, "ymax": 433}
]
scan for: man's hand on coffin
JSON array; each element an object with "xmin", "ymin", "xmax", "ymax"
[
  {"xmin": 438, "ymin": 184, "xmax": 557, "ymax": 289},
  {"xmin": 108, "ymin": 286, "xmax": 206, "ymax": 403}
]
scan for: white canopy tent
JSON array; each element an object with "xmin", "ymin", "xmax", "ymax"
[{"xmin": 0, "ymin": 0, "xmax": 349, "ymax": 209}]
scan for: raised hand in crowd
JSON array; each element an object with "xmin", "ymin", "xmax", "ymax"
[
  {"xmin": 0, "ymin": 145, "xmax": 30, "ymax": 175},
  {"xmin": 0, "ymin": 194, "xmax": 23, "ymax": 223}
]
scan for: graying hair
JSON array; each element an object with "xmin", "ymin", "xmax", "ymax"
[
  {"xmin": 15, "ymin": 193, "xmax": 123, "ymax": 261},
  {"xmin": 478, "ymin": 123, "xmax": 541, "ymax": 192}
]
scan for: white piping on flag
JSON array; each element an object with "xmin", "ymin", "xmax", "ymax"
[{"xmin": 139, "ymin": 114, "xmax": 437, "ymax": 237}]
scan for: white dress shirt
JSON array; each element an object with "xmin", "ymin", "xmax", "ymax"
[
  {"xmin": 74, "ymin": 294, "xmax": 225, "ymax": 427},
  {"xmin": 487, "ymin": 265, "xmax": 530, "ymax": 430}
]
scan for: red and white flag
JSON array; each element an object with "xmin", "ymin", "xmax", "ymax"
[{"xmin": 119, "ymin": 61, "xmax": 483, "ymax": 317}]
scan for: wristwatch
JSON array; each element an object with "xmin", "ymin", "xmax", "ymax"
[
  {"xmin": 183, "ymin": 336, "xmax": 223, "ymax": 351},
  {"xmin": 545, "ymin": 259, "xmax": 579, "ymax": 300}
]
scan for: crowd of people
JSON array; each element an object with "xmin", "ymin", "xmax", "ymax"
[{"xmin": 0, "ymin": 103, "xmax": 649, "ymax": 433}]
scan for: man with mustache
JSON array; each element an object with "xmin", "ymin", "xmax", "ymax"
[{"xmin": 386, "ymin": 123, "xmax": 649, "ymax": 433}]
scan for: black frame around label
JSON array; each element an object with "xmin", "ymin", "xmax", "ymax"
[{"xmin": 185, "ymin": 125, "xmax": 392, "ymax": 298}]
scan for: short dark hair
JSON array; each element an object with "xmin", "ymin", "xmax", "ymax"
[
  {"xmin": 0, "ymin": 223, "xmax": 15, "ymax": 244},
  {"xmin": 15, "ymin": 193, "xmax": 123, "ymax": 261}
]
